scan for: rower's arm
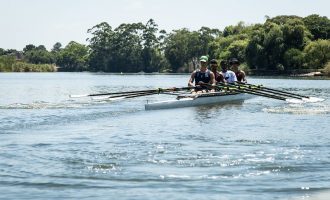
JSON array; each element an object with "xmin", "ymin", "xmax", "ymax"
[
  {"xmin": 188, "ymin": 72, "xmax": 196, "ymax": 87},
  {"xmin": 210, "ymin": 72, "xmax": 216, "ymax": 86},
  {"xmin": 232, "ymin": 72, "xmax": 238, "ymax": 82},
  {"xmin": 241, "ymin": 71, "xmax": 247, "ymax": 83}
]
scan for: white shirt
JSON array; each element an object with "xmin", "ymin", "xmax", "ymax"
[{"xmin": 221, "ymin": 70, "xmax": 237, "ymax": 83}]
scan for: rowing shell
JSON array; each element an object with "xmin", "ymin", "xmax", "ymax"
[{"xmin": 145, "ymin": 92, "xmax": 253, "ymax": 110}]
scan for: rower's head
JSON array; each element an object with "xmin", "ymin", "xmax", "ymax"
[
  {"xmin": 210, "ymin": 59, "xmax": 218, "ymax": 71},
  {"xmin": 199, "ymin": 55, "xmax": 208, "ymax": 70},
  {"xmin": 229, "ymin": 58, "xmax": 240, "ymax": 71},
  {"xmin": 220, "ymin": 60, "xmax": 229, "ymax": 72}
]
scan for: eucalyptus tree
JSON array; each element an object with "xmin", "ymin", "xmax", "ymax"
[
  {"xmin": 87, "ymin": 22, "xmax": 114, "ymax": 71},
  {"xmin": 141, "ymin": 19, "xmax": 160, "ymax": 72},
  {"xmin": 109, "ymin": 22, "xmax": 145, "ymax": 72},
  {"xmin": 164, "ymin": 29, "xmax": 194, "ymax": 72},
  {"xmin": 198, "ymin": 27, "xmax": 221, "ymax": 59}
]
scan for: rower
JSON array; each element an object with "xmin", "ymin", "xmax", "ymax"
[
  {"xmin": 210, "ymin": 59, "xmax": 225, "ymax": 84},
  {"xmin": 229, "ymin": 58, "xmax": 247, "ymax": 83},
  {"xmin": 220, "ymin": 60, "xmax": 237, "ymax": 84},
  {"xmin": 188, "ymin": 55, "xmax": 216, "ymax": 93}
]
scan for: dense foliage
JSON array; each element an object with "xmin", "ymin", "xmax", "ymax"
[{"xmin": 1, "ymin": 14, "xmax": 330, "ymax": 75}]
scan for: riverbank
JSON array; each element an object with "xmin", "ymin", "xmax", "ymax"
[{"xmin": 290, "ymin": 71, "xmax": 324, "ymax": 77}]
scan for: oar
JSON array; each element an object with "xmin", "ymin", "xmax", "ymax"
[
  {"xmin": 104, "ymin": 91, "xmax": 158, "ymax": 101},
  {"xmin": 214, "ymin": 83, "xmax": 292, "ymax": 101},
  {"xmin": 235, "ymin": 82, "xmax": 310, "ymax": 99},
  {"xmin": 91, "ymin": 91, "xmax": 158, "ymax": 100},
  {"xmin": 70, "ymin": 86, "xmax": 193, "ymax": 98},
  {"xmin": 236, "ymin": 82, "xmax": 325, "ymax": 102},
  {"xmin": 228, "ymin": 83, "xmax": 303, "ymax": 100}
]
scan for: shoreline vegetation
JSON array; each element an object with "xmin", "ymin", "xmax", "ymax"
[{"xmin": 1, "ymin": 14, "xmax": 330, "ymax": 76}]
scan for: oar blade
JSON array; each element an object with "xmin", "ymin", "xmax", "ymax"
[
  {"xmin": 91, "ymin": 95, "xmax": 112, "ymax": 100},
  {"xmin": 69, "ymin": 94, "xmax": 90, "ymax": 98},
  {"xmin": 285, "ymin": 98, "xmax": 304, "ymax": 104},
  {"xmin": 302, "ymin": 97, "xmax": 325, "ymax": 103},
  {"xmin": 286, "ymin": 97, "xmax": 325, "ymax": 104}
]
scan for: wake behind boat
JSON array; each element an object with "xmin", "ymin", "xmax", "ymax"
[{"xmin": 145, "ymin": 92, "xmax": 253, "ymax": 110}]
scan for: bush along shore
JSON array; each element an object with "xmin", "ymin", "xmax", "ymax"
[{"xmin": 0, "ymin": 56, "xmax": 56, "ymax": 72}]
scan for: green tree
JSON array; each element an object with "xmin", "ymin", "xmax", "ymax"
[
  {"xmin": 24, "ymin": 48, "xmax": 54, "ymax": 64},
  {"xmin": 227, "ymin": 39, "xmax": 249, "ymax": 63},
  {"xmin": 87, "ymin": 22, "xmax": 114, "ymax": 71},
  {"xmin": 223, "ymin": 21, "xmax": 245, "ymax": 37},
  {"xmin": 267, "ymin": 15, "xmax": 302, "ymax": 25},
  {"xmin": 23, "ymin": 44, "xmax": 36, "ymax": 54},
  {"xmin": 303, "ymin": 14, "xmax": 330, "ymax": 40},
  {"xmin": 283, "ymin": 48, "xmax": 304, "ymax": 71},
  {"xmin": 198, "ymin": 27, "xmax": 221, "ymax": 59},
  {"xmin": 164, "ymin": 29, "xmax": 190, "ymax": 72},
  {"xmin": 0, "ymin": 48, "xmax": 4, "ymax": 55},
  {"xmin": 52, "ymin": 42, "xmax": 62, "ymax": 52},
  {"xmin": 110, "ymin": 22, "xmax": 144, "ymax": 72},
  {"xmin": 56, "ymin": 41, "xmax": 89, "ymax": 71},
  {"xmin": 141, "ymin": 19, "xmax": 162, "ymax": 72},
  {"xmin": 304, "ymin": 39, "xmax": 330, "ymax": 69},
  {"xmin": 245, "ymin": 29, "xmax": 267, "ymax": 69},
  {"xmin": 164, "ymin": 29, "xmax": 202, "ymax": 72},
  {"xmin": 282, "ymin": 18, "xmax": 310, "ymax": 49}
]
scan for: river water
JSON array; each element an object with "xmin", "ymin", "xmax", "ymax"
[{"xmin": 0, "ymin": 73, "xmax": 329, "ymax": 200}]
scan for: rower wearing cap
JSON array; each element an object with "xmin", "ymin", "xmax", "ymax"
[
  {"xmin": 229, "ymin": 58, "xmax": 247, "ymax": 83},
  {"xmin": 188, "ymin": 55, "xmax": 216, "ymax": 93}
]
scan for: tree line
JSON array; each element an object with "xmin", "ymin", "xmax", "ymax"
[{"xmin": 1, "ymin": 14, "xmax": 330, "ymax": 75}]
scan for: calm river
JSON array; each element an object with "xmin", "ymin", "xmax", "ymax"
[{"xmin": 0, "ymin": 73, "xmax": 329, "ymax": 200}]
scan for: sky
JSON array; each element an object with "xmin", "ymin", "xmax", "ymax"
[{"xmin": 1, "ymin": 0, "xmax": 329, "ymax": 50}]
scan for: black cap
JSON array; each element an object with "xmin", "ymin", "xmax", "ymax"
[
  {"xmin": 210, "ymin": 59, "xmax": 218, "ymax": 64},
  {"xmin": 220, "ymin": 60, "xmax": 229, "ymax": 68},
  {"xmin": 229, "ymin": 58, "xmax": 240, "ymax": 65}
]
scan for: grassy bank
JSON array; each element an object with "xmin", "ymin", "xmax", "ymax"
[{"xmin": 0, "ymin": 56, "xmax": 56, "ymax": 72}]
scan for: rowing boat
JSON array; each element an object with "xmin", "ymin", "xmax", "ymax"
[{"xmin": 145, "ymin": 92, "xmax": 253, "ymax": 110}]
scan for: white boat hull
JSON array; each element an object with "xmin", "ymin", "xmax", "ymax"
[{"xmin": 145, "ymin": 93, "xmax": 253, "ymax": 110}]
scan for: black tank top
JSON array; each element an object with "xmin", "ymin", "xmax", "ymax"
[{"xmin": 194, "ymin": 69, "xmax": 211, "ymax": 85}]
